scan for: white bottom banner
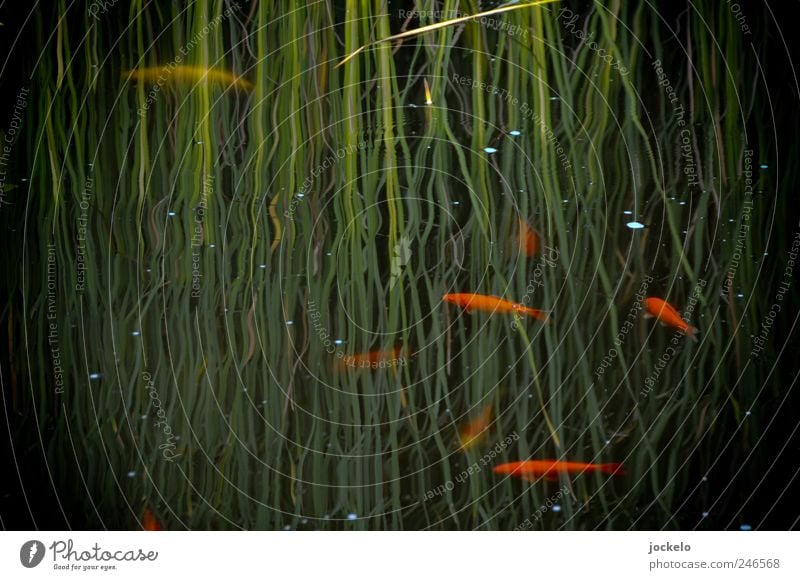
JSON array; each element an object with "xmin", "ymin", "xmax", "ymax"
[{"xmin": 2, "ymin": 532, "xmax": 798, "ymax": 578}]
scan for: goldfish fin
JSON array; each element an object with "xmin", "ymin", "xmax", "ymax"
[
  {"xmin": 520, "ymin": 307, "xmax": 550, "ymax": 323},
  {"xmin": 599, "ymin": 463, "xmax": 625, "ymax": 476}
]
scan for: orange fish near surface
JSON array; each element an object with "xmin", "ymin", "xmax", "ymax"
[
  {"xmin": 338, "ymin": 346, "xmax": 405, "ymax": 370},
  {"xmin": 493, "ymin": 460, "xmax": 625, "ymax": 482},
  {"xmin": 458, "ymin": 405, "xmax": 493, "ymax": 452},
  {"xmin": 123, "ymin": 65, "xmax": 253, "ymax": 91},
  {"xmin": 442, "ymin": 293, "xmax": 549, "ymax": 322},
  {"xmin": 517, "ymin": 218, "xmax": 542, "ymax": 258},
  {"xmin": 142, "ymin": 508, "xmax": 161, "ymax": 531},
  {"xmin": 643, "ymin": 297, "xmax": 699, "ymax": 341}
]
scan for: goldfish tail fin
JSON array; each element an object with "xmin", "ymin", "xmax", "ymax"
[
  {"xmin": 521, "ymin": 308, "xmax": 550, "ymax": 323},
  {"xmin": 686, "ymin": 326, "xmax": 699, "ymax": 342},
  {"xmin": 600, "ymin": 463, "xmax": 625, "ymax": 476}
]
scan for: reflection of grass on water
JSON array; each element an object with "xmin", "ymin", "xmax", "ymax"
[{"xmin": 13, "ymin": 0, "xmax": 785, "ymax": 530}]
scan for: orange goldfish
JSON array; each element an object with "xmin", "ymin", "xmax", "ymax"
[
  {"xmin": 142, "ymin": 508, "xmax": 161, "ymax": 531},
  {"xmin": 493, "ymin": 460, "xmax": 625, "ymax": 482},
  {"xmin": 517, "ymin": 218, "xmax": 542, "ymax": 258},
  {"xmin": 458, "ymin": 405, "xmax": 493, "ymax": 452},
  {"xmin": 338, "ymin": 346, "xmax": 405, "ymax": 370},
  {"xmin": 443, "ymin": 293, "xmax": 549, "ymax": 322},
  {"xmin": 643, "ymin": 297, "xmax": 698, "ymax": 341},
  {"xmin": 123, "ymin": 65, "xmax": 253, "ymax": 91}
]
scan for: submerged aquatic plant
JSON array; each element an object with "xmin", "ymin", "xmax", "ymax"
[{"xmin": 6, "ymin": 0, "xmax": 794, "ymax": 532}]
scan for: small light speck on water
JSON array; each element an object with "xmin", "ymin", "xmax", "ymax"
[
  {"xmin": 623, "ymin": 210, "xmax": 633, "ymax": 215},
  {"xmin": 626, "ymin": 222, "xmax": 645, "ymax": 229},
  {"xmin": 759, "ymin": 164, "xmax": 768, "ymax": 169},
  {"xmin": 89, "ymin": 373, "xmax": 102, "ymax": 380},
  {"xmin": 286, "ymin": 320, "xmax": 294, "ymax": 325},
  {"xmin": 346, "ymin": 513, "xmax": 358, "ymax": 521},
  {"xmin": 259, "ymin": 264, "xmax": 267, "ymax": 269},
  {"xmin": 740, "ymin": 524, "xmax": 752, "ymax": 531},
  {"xmin": 132, "ymin": 331, "xmax": 140, "ymax": 336},
  {"xmin": 483, "ymin": 147, "xmax": 498, "ymax": 154},
  {"xmin": 127, "ymin": 471, "xmax": 136, "ymax": 478},
  {"xmin": 168, "ymin": 211, "xmax": 176, "ymax": 216},
  {"xmin": 509, "ymin": 130, "xmax": 521, "ymax": 136},
  {"xmin": 552, "ymin": 505, "xmax": 561, "ymax": 512},
  {"xmin": 702, "ymin": 511, "xmax": 709, "ymax": 517}
]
